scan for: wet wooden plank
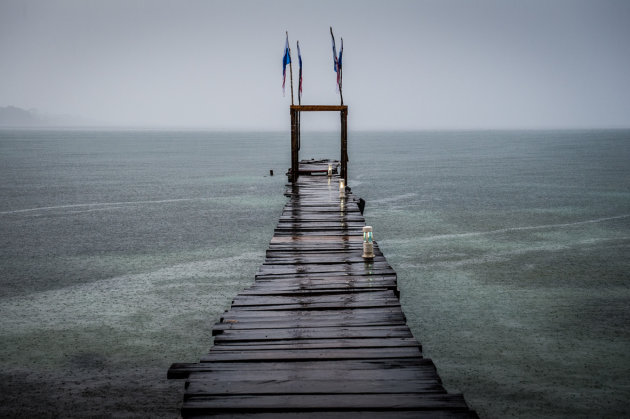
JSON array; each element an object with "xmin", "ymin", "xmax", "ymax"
[
  {"xmin": 244, "ymin": 281, "xmax": 397, "ymax": 292},
  {"xmin": 255, "ymin": 265, "xmax": 395, "ymax": 277},
  {"xmin": 213, "ymin": 326, "xmax": 413, "ymax": 342},
  {"xmin": 199, "ymin": 346, "xmax": 422, "ymax": 362},
  {"xmin": 232, "ymin": 290, "xmax": 395, "ymax": 304},
  {"xmin": 188, "ymin": 358, "xmax": 438, "ymax": 371},
  {"xmin": 221, "ymin": 307, "xmax": 405, "ymax": 319},
  {"xmin": 209, "ymin": 338, "xmax": 420, "ymax": 351},
  {"xmin": 270, "ymin": 235, "xmax": 363, "ymax": 244},
  {"xmin": 245, "ymin": 280, "xmax": 393, "ymax": 289},
  {"xmin": 262, "ymin": 256, "xmax": 387, "ymax": 265},
  {"xmin": 181, "ymin": 393, "xmax": 470, "ymax": 413},
  {"xmin": 230, "ymin": 301, "xmax": 401, "ymax": 311},
  {"xmin": 170, "ymin": 360, "xmax": 441, "ymax": 380},
  {"xmin": 185, "ymin": 412, "xmax": 478, "ymax": 419},
  {"xmin": 184, "ymin": 379, "xmax": 445, "ymax": 396},
  {"xmin": 236, "ymin": 287, "xmax": 392, "ymax": 297},
  {"xmin": 212, "ymin": 319, "xmax": 406, "ymax": 334},
  {"xmin": 233, "ymin": 290, "xmax": 398, "ymax": 300}
]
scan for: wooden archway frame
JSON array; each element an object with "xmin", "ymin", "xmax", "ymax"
[{"xmin": 290, "ymin": 105, "xmax": 348, "ymax": 184}]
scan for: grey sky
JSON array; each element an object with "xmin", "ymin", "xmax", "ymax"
[{"xmin": 1, "ymin": 0, "xmax": 629, "ymax": 129}]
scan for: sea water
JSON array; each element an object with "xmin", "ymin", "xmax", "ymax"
[{"xmin": 0, "ymin": 129, "xmax": 628, "ymax": 417}]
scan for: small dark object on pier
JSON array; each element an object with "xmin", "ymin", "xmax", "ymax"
[
  {"xmin": 270, "ymin": 169, "xmax": 274, "ymax": 176},
  {"xmin": 358, "ymin": 198, "xmax": 366, "ymax": 215}
]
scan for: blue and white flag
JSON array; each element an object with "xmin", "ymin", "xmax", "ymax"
[
  {"xmin": 337, "ymin": 37, "xmax": 343, "ymax": 89},
  {"xmin": 330, "ymin": 28, "xmax": 343, "ymax": 91},
  {"xmin": 282, "ymin": 33, "xmax": 291, "ymax": 95}
]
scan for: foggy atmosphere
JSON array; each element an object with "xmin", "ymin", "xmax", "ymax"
[
  {"xmin": 1, "ymin": 1, "xmax": 629, "ymax": 418},
  {"xmin": 2, "ymin": 0, "xmax": 629, "ymax": 129}
]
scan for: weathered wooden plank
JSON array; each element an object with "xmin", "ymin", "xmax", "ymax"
[
  {"xmin": 237, "ymin": 287, "xmax": 392, "ymax": 297},
  {"xmin": 221, "ymin": 307, "xmax": 404, "ymax": 319},
  {"xmin": 232, "ymin": 290, "xmax": 395, "ymax": 305},
  {"xmin": 209, "ymin": 338, "xmax": 420, "ymax": 351},
  {"xmin": 213, "ymin": 326, "xmax": 413, "ymax": 342},
  {"xmin": 247, "ymin": 280, "xmax": 391, "ymax": 288},
  {"xmin": 199, "ymin": 347, "xmax": 421, "ymax": 362},
  {"xmin": 230, "ymin": 299, "xmax": 401, "ymax": 311},
  {"xmin": 230, "ymin": 301, "xmax": 401, "ymax": 311},
  {"xmin": 290, "ymin": 105, "xmax": 348, "ymax": 111},
  {"xmin": 281, "ymin": 208, "xmax": 361, "ymax": 214},
  {"xmin": 273, "ymin": 224, "xmax": 363, "ymax": 229},
  {"xmin": 256, "ymin": 262, "xmax": 393, "ymax": 270},
  {"xmin": 237, "ymin": 291, "xmax": 400, "ymax": 300},
  {"xmin": 169, "ymin": 359, "xmax": 440, "ymax": 379},
  {"xmin": 184, "ymin": 412, "xmax": 478, "ymax": 419},
  {"xmin": 243, "ymin": 279, "xmax": 396, "ymax": 290},
  {"xmin": 191, "ymin": 358, "xmax": 437, "ymax": 371},
  {"xmin": 218, "ymin": 314, "xmax": 404, "ymax": 325},
  {"xmin": 278, "ymin": 216, "xmax": 365, "ymax": 222},
  {"xmin": 219, "ymin": 309, "xmax": 405, "ymax": 325},
  {"xmin": 262, "ymin": 256, "xmax": 387, "ymax": 265},
  {"xmin": 184, "ymin": 379, "xmax": 444, "ymax": 396},
  {"xmin": 212, "ymin": 319, "xmax": 406, "ymax": 334},
  {"xmin": 255, "ymin": 265, "xmax": 395, "ymax": 277},
  {"xmin": 270, "ymin": 236, "xmax": 363, "ymax": 244},
  {"xmin": 263, "ymin": 250, "xmax": 384, "ymax": 258},
  {"xmin": 181, "ymin": 393, "xmax": 470, "ymax": 413},
  {"xmin": 217, "ymin": 315, "xmax": 404, "ymax": 326},
  {"xmin": 252, "ymin": 273, "xmax": 396, "ymax": 283},
  {"xmin": 266, "ymin": 248, "xmax": 372, "ymax": 255},
  {"xmin": 272, "ymin": 232, "xmax": 364, "ymax": 238}
]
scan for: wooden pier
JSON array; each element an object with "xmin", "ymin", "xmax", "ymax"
[{"xmin": 168, "ymin": 160, "xmax": 478, "ymax": 418}]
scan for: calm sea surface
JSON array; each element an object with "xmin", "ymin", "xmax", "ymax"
[{"xmin": 1, "ymin": 129, "xmax": 629, "ymax": 417}]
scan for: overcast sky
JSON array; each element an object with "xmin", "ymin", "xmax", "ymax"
[{"xmin": 1, "ymin": 0, "xmax": 629, "ymax": 130}]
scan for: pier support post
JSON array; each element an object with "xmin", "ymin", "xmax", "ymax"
[
  {"xmin": 340, "ymin": 106, "xmax": 348, "ymax": 185},
  {"xmin": 290, "ymin": 107, "xmax": 299, "ymax": 183}
]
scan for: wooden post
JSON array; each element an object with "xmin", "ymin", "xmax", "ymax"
[
  {"xmin": 340, "ymin": 106, "xmax": 348, "ymax": 184},
  {"xmin": 297, "ymin": 110, "xmax": 301, "ymax": 152},
  {"xmin": 290, "ymin": 107, "xmax": 299, "ymax": 183}
]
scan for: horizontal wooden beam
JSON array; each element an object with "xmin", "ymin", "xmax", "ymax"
[{"xmin": 291, "ymin": 105, "xmax": 348, "ymax": 112}]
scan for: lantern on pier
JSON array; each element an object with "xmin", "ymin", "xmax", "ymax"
[
  {"xmin": 362, "ymin": 226, "xmax": 374, "ymax": 259},
  {"xmin": 328, "ymin": 163, "xmax": 333, "ymax": 177},
  {"xmin": 339, "ymin": 179, "xmax": 345, "ymax": 198}
]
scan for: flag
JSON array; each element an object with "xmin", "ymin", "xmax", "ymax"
[
  {"xmin": 297, "ymin": 41, "xmax": 303, "ymax": 103},
  {"xmin": 337, "ymin": 38, "xmax": 343, "ymax": 89},
  {"xmin": 282, "ymin": 33, "xmax": 291, "ymax": 95},
  {"xmin": 330, "ymin": 28, "xmax": 343, "ymax": 92}
]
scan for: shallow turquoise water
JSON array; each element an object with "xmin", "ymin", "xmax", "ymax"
[{"xmin": 0, "ymin": 129, "xmax": 629, "ymax": 417}]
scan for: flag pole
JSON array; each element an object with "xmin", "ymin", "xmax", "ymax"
[
  {"xmin": 330, "ymin": 27, "xmax": 343, "ymax": 106},
  {"xmin": 287, "ymin": 31, "xmax": 294, "ymax": 106},
  {"xmin": 339, "ymin": 46, "xmax": 344, "ymax": 106},
  {"xmin": 297, "ymin": 40, "xmax": 301, "ymax": 106}
]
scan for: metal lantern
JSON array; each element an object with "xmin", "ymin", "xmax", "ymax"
[
  {"xmin": 362, "ymin": 226, "xmax": 374, "ymax": 259},
  {"xmin": 327, "ymin": 163, "xmax": 333, "ymax": 177},
  {"xmin": 339, "ymin": 179, "xmax": 345, "ymax": 198}
]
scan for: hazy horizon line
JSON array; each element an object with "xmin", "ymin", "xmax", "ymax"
[{"xmin": 1, "ymin": 125, "xmax": 629, "ymax": 132}]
